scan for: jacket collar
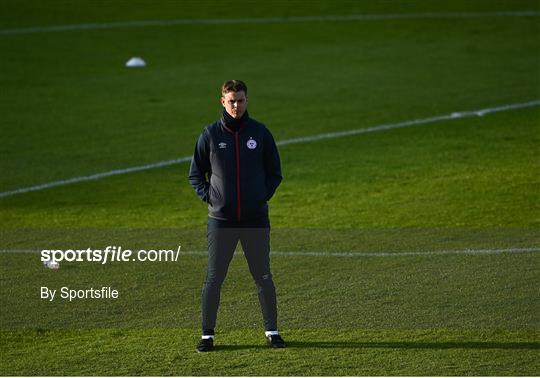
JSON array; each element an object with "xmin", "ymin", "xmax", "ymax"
[{"xmin": 220, "ymin": 109, "xmax": 249, "ymax": 133}]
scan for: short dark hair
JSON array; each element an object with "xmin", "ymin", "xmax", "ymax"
[{"xmin": 221, "ymin": 80, "xmax": 247, "ymax": 96}]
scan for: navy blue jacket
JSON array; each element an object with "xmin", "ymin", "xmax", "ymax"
[{"xmin": 189, "ymin": 113, "xmax": 282, "ymax": 222}]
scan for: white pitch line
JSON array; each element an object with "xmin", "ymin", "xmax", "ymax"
[
  {"xmin": 1, "ymin": 247, "xmax": 539, "ymax": 257},
  {"xmin": 276, "ymin": 100, "xmax": 540, "ymax": 146},
  {"xmin": 270, "ymin": 247, "xmax": 540, "ymax": 257},
  {"xmin": 0, "ymin": 156, "xmax": 192, "ymax": 198},
  {"xmin": 1, "ymin": 11, "xmax": 539, "ymax": 35},
  {"xmin": 1, "ymin": 99, "xmax": 539, "ymax": 199},
  {"xmin": 176, "ymin": 247, "xmax": 540, "ymax": 257}
]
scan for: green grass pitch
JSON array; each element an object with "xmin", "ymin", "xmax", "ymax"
[{"xmin": 1, "ymin": 0, "xmax": 539, "ymax": 375}]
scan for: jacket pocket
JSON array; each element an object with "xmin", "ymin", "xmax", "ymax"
[
  {"xmin": 207, "ymin": 184, "xmax": 213, "ymax": 205},
  {"xmin": 209, "ymin": 179, "xmax": 228, "ymax": 210},
  {"xmin": 209, "ymin": 184, "xmax": 223, "ymax": 207}
]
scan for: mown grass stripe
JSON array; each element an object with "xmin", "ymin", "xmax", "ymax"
[
  {"xmin": 1, "ymin": 11, "xmax": 539, "ymax": 35},
  {"xmin": 1, "ymin": 99, "xmax": 539, "ymax": 199},
  {"xmin": 2, "ymin": 247, "xmax": 539, "ymax": 257}
]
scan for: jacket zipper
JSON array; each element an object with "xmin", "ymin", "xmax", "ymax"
[{"xmin": 234, "ymin": 131, "xmax": 241, "ymax": 221}]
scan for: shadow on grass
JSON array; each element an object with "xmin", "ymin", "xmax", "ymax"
[
  {"xmin": 213, "ymin": 344, "xmax": 262, "ymax": 351},
  {"xmin": 213, "ymin": 341, "xmax": 539, "ymax": 351},
  {"xmin": 288, "ymin": 340, "xmax": 540, "ymax": 350}
]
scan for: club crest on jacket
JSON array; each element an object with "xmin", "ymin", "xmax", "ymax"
[{"xmin": 247, "ymin": 137, "xmax": 257, "ymax": 149}]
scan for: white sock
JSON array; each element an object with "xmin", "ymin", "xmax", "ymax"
[
  {"xmin": 265, "ymin": 330, "xmax": 279, "ymax": 337},
  {"xmin": 201, "ymin": 335, "xmax": 214, "ymax": 340}
]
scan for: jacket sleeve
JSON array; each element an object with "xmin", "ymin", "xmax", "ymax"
[
  {"xmin": 263, "ymin": 127, "xmax": 283, "ymax": 201},
  {"xmin": 188, "ymin": 130, "xmax": 211, "ymax": 203}
]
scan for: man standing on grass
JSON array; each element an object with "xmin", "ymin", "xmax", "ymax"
[{"xmin": 188, "ymin": 80, "xmax": 285, "ymax": 352}]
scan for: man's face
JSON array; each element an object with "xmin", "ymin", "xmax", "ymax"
[{"xmin": 221, "ymin": 91, "xmax": 248, "ymax": 119}]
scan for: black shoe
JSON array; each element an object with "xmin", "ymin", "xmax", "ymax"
[
  {"xmin": 266, "ymin": 334, "xmax": 286, "ymax": 348},
  {"xmin": 196, "ymin": 338, "xmax": 214, "ymax": 353}
]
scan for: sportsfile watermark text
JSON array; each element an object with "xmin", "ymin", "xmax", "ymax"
[{"xmin": 41, "ymin": 246, "xmax": 181, "ymax": 264}]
